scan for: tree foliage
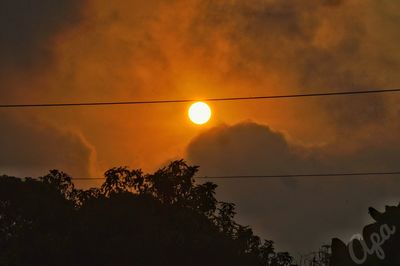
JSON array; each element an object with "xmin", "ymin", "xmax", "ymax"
[{"xmin": 0, "ymin": 160, "xmax": 294, "ymax": 266}]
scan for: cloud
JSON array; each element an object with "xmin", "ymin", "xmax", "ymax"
[
  {"xmin": 187, "ymin": 122, "xmax": 317, "ymax": 176},
  {"xmin": 186, "ymin": 0, "xmax": 400, "ymax": 129},
  {"xmin": 2, "ymin": 0, "xmax": 400, "ymax": 175},
  {"xmin": 0, "ymin": 0, "xmax": 96, "ymax": 179},
  {"xmin": 0, "ymin": 0, "xmax": 86, "ymax": 85},
  {"xmin": 0, "ymin": 114, "xmax": 95, "ymax": 178},
  {"xmin": 187, "ymin": 121, "xmax": 400, "ymax": 254}
]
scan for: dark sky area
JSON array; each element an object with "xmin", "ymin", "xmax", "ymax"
[{"xmin": 1, "ymin": 0, "xmax": 400, "ymax": 255}]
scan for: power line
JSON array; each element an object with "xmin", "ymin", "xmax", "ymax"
[
  {"xmin": 70, "ymin": 171, "xmax": 400, "ymax": 181},
  {"xmin": 195, "ymin": 171, "xmax": 400, "ymax": 179},
  {"xmin": 1, "ymin": 88, "xmax": 400, "ymax": 108}
]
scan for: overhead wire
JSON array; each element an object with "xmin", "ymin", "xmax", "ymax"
[
  {"xmin": 1, "ymin": 88, "xmax": 400, "ymax": 108},
  {"xmin": 69, "ymin": 171, "xmax": 400, "ymax": 181}
]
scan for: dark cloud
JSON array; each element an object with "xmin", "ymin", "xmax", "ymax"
[
  {"xmin": 0, "ymin": 114, "xmax": 94, "ymax": 178},
  {"xmin": 187, "ymin": 122, "xmax": 400, "ymax": 254},
  {"xmin": 0, "ymin": 0, "xmax": 85, "ymax": 79},
  {"xmin": 187, "ymin": 122, "xmax": 318, "ymax": 176},
  {"xmin": 0, "ymin": 0, "xmax": 93, "ymax": 178}
]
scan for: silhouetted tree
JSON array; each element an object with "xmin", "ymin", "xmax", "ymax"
[
  {"xmin": 298, "ymin": 244, "xmax": 331, "ymax": 266},
  {"xmin": 0, "ymin": 160, "xmax": 294, "ymax": 266}
]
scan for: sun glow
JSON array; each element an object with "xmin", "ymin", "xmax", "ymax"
[{"xmin": 188, "ymin": 102, "xmax": 211, "ymax": 125}]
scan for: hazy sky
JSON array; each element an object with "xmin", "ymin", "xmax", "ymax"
[{"xmin": 1, "ymin": 0, "xmax": 400, "ymax": 254}]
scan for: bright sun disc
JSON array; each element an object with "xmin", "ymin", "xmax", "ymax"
[{"xmin": 188, "ymin": 102, "xmax": 211, "ymax": 125}]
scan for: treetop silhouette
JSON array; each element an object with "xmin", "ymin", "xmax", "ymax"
[{"xmin": 0, "ymin": 160, "xmax": 295, "ymax": 266}]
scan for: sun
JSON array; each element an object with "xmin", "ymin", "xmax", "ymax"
[{"xmin": 188, "ymin": 102, "xmax": 211, "ymax": 125}]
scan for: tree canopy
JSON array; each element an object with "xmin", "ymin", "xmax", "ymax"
[{"xmin": 0, "ymin": 160, "xmax": 294, "ymax": 266}]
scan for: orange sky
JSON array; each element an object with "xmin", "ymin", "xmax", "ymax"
[
  {"xmin": 1, "ymin": 0, "xmax": 400, "ymax": 254},
  {"xmin": 2, "ymin": 0, "xmax": 395, "ymax": 178}
]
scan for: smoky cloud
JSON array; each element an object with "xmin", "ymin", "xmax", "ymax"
[
  {"xmin": 187, "ymin": 122, "xmax": 318, "ymax": 176},
  {"xmin": 0, "ymin": 0, "xmax": 85, "ymax": 78},
  {"xmin": 185, "ymin": 0, "xmax": 400, "ymax": 129},
  {"xmin": 187, "ymin": 121, "xmax": 400, "ymax": 254},
  {"xmin": 0, "ymin": 113, "xmax": 95, "ymax": 178},
  {"xmin": 0, "ymin": 0, "xmax": 92, "ymax": 178}
]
